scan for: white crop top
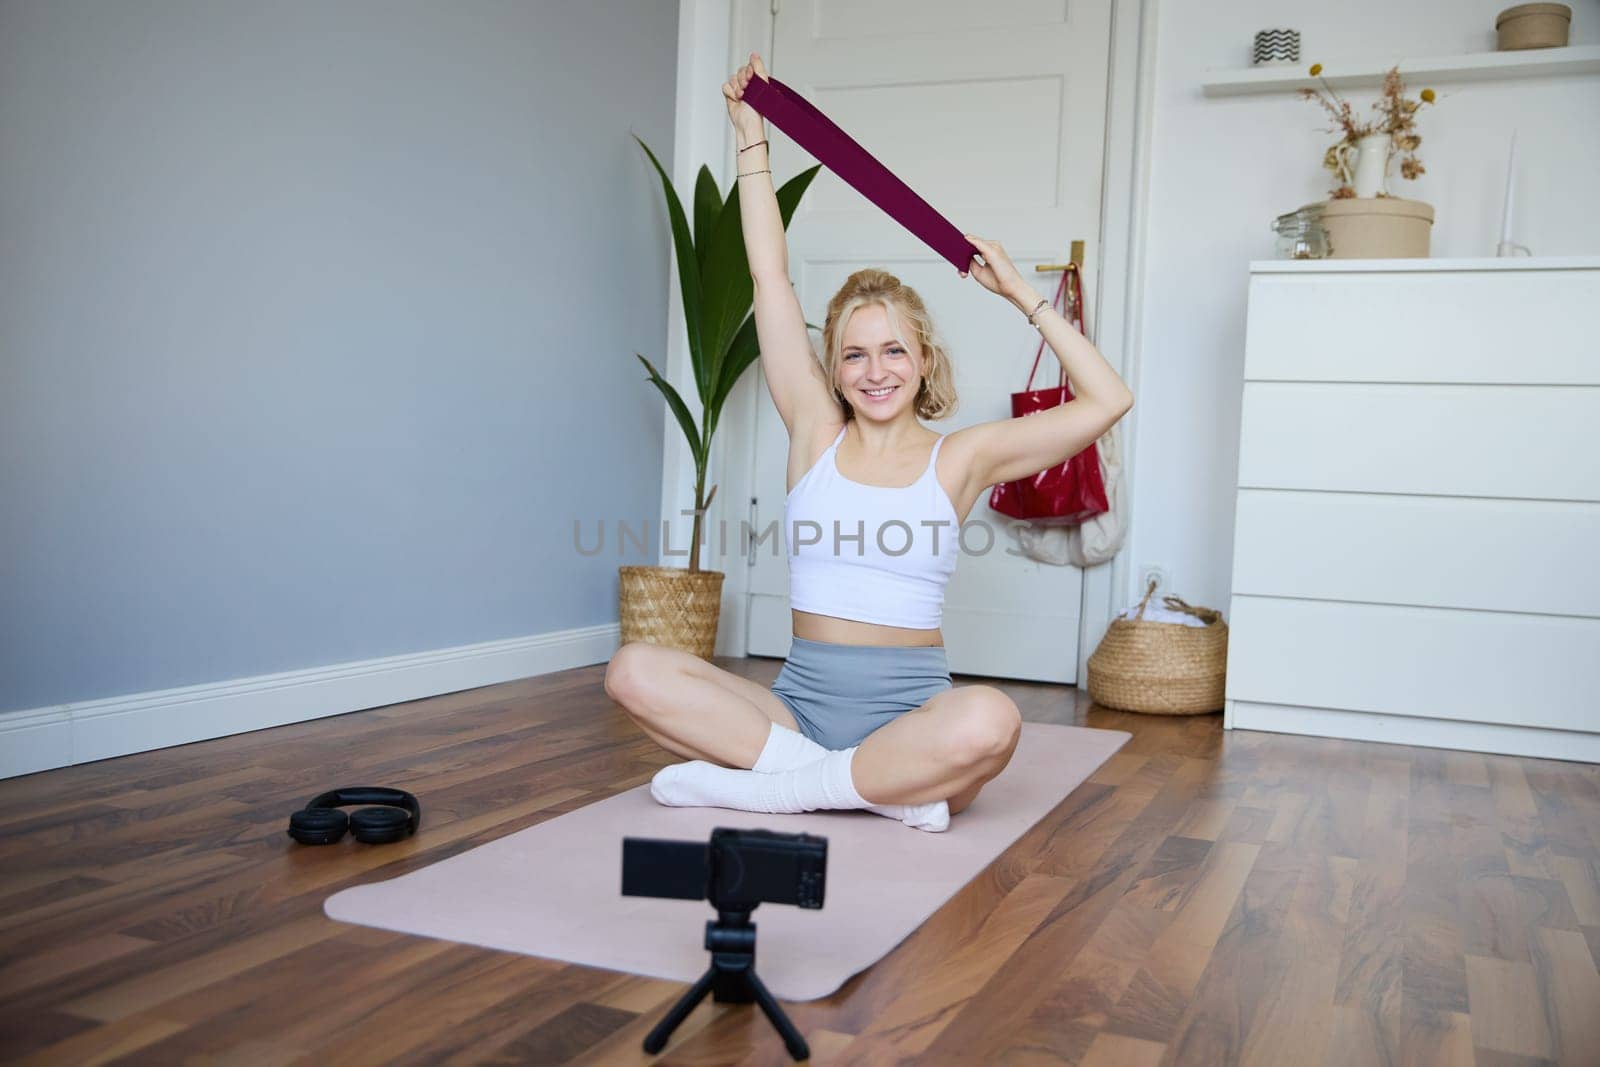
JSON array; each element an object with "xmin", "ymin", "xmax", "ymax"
[{"xmin": 783, "ymin": 427, "xmax": 960, "ymax": 630}]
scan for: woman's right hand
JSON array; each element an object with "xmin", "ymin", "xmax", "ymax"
[{"xmin": 723, "ymin": 52, "xmax": 768, "ymax": 143}]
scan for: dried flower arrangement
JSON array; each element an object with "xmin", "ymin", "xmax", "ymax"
[{"xmin": 1300, "ymin": 63, "xmax": 1437, "ymax": 198}]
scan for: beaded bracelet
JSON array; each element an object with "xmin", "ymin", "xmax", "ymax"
[
  {"xmin": 737, "ymin": 168, "xmax": 772, "ymax": 178},
  {"xmin": 737, "ymin": 139, "xmax": 769, "ymax": 153}
]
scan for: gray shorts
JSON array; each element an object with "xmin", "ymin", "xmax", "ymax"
[{"xmin": 770, "ymin": 636, "xmax": 954, "ymax": 750}]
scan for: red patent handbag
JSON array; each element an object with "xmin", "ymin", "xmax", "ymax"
[{"xmin": 987, "ymin": 264, "xmax": 1111, "ymax": 525}]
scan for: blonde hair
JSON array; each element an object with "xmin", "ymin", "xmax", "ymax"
[{"xmin": 820, "ymin": 269, "xmax": 957, "ymax": 422}]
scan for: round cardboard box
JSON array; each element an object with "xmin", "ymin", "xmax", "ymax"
[
  {"xmin": 1320, "ymin": 197, "xmax": 1434, "ymax": 259},
  {"xmin": 1496, "ymin": 3, "xmax": 1572, "ymax": 50}
]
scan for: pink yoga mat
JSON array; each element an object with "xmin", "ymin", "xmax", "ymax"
[{"xmin": 324, "ymin": 723, "xmax": 1128, "ymax": 1002}]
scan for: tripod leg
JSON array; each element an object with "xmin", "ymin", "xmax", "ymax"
[
  {"xmin": 744, "ymin": 970, "xmax": 810, "ymax": 1062},
  {"xmin": 643, "ymin": 967, "xmax": 717, "ymax": 1054}
]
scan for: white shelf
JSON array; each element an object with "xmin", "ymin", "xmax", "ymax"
[
  {"xmin": 1203, "ymin": 44, "xmax": 1600, "ymax": 97},
  {"xmin": 1249, "ymin": 255, "xmax": 1600, "ymax": 273}
]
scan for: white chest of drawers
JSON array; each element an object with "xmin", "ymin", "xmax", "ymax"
[{"xmin": 1224, "ymin": 256, "xmax": 1600, "ymax": 762}]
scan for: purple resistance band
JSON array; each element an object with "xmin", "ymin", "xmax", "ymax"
[{"xmin": 741, "ymin": 74, "xmax": 980, "ymax": 275}]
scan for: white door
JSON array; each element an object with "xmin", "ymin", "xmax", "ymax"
[{"xmin": 744, "ymin": 0, "xmax": 1114, "ymax": 682}]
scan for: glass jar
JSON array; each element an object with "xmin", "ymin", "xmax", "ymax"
[{"xmin": 1272, "ymin": 203, "xmax": 1329, "ymax": 259}]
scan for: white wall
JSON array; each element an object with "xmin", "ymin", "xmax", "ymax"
[
  {"xmin": 1129, "ymin": 0, "xmax": 1600, "ymax": 615},
  {"xmin": 0, "ymin": 1, "xmax": 683, "ymax": 776},
  {"xmin": 0, "ymin": 1, "xmax": 682, "ymax": 715}
]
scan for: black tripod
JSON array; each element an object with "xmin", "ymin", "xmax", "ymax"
[{"xmin": 643, "ymin": 906, "xmax": 809, "ymax": 1060}]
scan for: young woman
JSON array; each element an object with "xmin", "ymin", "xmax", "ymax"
[{"xmin": 604, "ymin": 53, "xmax": 1133, "ymax": 832}]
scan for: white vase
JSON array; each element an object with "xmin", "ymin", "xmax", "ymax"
[{"xmin": 1352, "ymin": 132, "xmax": 1392, "ymax": 198}]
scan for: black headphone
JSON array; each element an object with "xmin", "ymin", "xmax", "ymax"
[{"xmin": 287, "ymin": 786, "xmax": 422, "ymax": 845}]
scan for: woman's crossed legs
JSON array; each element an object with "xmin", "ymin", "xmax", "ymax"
[{"xmin": 604, "ymin": 641, "xmax": 1021, "ymax": 818}]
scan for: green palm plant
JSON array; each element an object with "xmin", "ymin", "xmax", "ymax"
[{"xmin": 633, "ymin": 134, "xmax": 821, "ymax": 573}]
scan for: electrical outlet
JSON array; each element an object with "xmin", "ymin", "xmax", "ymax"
[{"xmin": 1138, "ymin": 563, "xmax": 1171, "ymax": 598}]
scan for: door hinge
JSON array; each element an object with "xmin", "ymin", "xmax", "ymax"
[{"xmin": 747, "ymin": 497, "xmax": 759, "ymax": 568}]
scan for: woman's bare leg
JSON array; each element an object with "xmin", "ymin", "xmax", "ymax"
[
  {"xmin": 605, "ymin": 642, "xmax": 801, "ymax": 768},
  {"xmin": 946, "ymin": 780, "xmax": 985, "ymax": 817},
  {"xmin": 851, "ymin": 685, "xmax": 1023, "ymax": 808}
]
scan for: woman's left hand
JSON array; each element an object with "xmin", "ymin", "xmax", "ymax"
[{"xmin": 960, "ymin": 234, "xmax": 1028, "ymax": 301}]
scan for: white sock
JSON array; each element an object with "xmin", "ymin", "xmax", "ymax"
[
  {"xmin": 654, "ymin": 741, "xmax": 949, "ymax": 832},
  {"xmin": 751, "ymin": 721, "xmax": 828, "ymax": 772},
  {"xmin": 750, "ymin": 723, "xmax": 950, "ymax": 830}
]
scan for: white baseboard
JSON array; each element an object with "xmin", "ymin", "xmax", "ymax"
[
  {"xmin": 1226, "ymin": 699, "xmax": 1600, "ymax": 763},
  {"xmin": 0, "ymin": 623, "xmax": 622, "ymax": 781}
]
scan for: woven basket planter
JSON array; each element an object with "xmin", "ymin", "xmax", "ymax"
[
  {"xmin": 618, "ymin": 565, "xmax": 725, "ymax": 661},
  {"xmin": 1086, "ymin": 582, "xmax": 1228, "ymax": 715}
]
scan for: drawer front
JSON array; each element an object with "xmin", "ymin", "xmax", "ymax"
[
  {"xmin": 1225, "ymin": 595, "xmax": 1600, "ymax": 732},
  {"xmin": 1229, "ymin": 489, "xmax": 1600, "ymax": 617},
  {"xmin": 1244, "ymin": 268, "xmax": 1600, "ymax": 384},
  {"xmin": 1238, "ymin": 382, "xmax": 1600, "ymax": 501}
]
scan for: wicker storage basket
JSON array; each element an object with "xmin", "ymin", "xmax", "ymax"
[
  {"xmin": 1086, "ymin": 581, "xmax": 1228, "ymax": 715},
  {"xmin": 618, "ymin": 565, "xmax": 725, "ymax": 660}
]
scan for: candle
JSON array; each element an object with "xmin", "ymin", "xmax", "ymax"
[{"xmin": 1499, "ymin": 132, "xmax": 1517, "ymax": 246}]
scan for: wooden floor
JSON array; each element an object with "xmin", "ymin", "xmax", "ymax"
[{"xmin": 2, "ymin": 656, "xmax": 1599, "ymax": 1066}]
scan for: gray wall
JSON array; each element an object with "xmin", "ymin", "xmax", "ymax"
[{"xmin": 0, "ymin": 0, "xmax": 679, "ymax": 713}]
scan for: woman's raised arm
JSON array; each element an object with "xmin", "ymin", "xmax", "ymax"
[
  {"xmin": 724, "ymin": 54, "xmax": 787, "ymax": 284},
  {"xmin": 951, "ymin": 234, "xmax": 1134, "ymax": 493},
  {"xmin": 725, "ymin": 54, "xmax": 836, "ymax": 437}
]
